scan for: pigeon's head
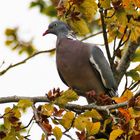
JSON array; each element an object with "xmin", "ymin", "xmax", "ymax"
[{"xmin": 43, "ymin": 21, "xmax": 71, "ymax": 37}]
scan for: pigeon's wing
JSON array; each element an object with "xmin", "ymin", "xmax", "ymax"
[{"xmin": 89, "ymin": 46, "xmax": 118, "ymax": 97}]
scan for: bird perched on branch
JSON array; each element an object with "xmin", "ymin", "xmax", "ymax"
[{"xmin": 43, "ymin": 20, "xmax": 118, "ymax": 99}]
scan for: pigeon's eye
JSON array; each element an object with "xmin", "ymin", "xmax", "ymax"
[{"xmin": 54, "ymin": 23, "xmax": 57, "ymax": 27}]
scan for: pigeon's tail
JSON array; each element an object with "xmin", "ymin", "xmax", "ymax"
[{"xmin": 108, "ymin": 89, "xmax": 118, "ymax": 98}]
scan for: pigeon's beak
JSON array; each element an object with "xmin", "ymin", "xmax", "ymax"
[{"xmin": 42, "ymin": 29, "xmax": 49, "ymax": 36}]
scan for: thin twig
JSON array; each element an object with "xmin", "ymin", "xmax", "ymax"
[
  {"xmin": 116, "ymin": 26, "xmax": 128, "ymax": 52},
  {"xmin": 99, "ymin": 7, "xmax": 112, "ymax": 65},
  {"xmin": 80, "ymin": 31, "xmax": 103, "ymax": 41},
  {"xmin": 125, "ymin": 74, "xmax": 128, "ymax": 90},
  {"xmin": 129, "ymin": 80, "xmax": 140, "ymax": 90},
  {"xmin": 0, "ymin": 48, "xmax": 56, "ymax": 76},
  {"xmin": 120, "ymin": 30, "xmax": 131, "ymax": 46},
  {"xmin": 32, "ymin": 104, "xmax": 48, "ymax": 140},
  {"xmin": 21, "ymin": 116, "xmax": 34, "ymax": 130},
  {"xmin": 105, "ymin": 10, "xmax": 116, "ymax": 18},
  {"xmin": 112, "ymin": 36, "xmax": 117, "ymax": 63}
]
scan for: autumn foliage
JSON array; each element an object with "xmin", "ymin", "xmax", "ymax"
[{"xmin": 0, "ymin": 0, "xmax": 140, "ymax": 140}]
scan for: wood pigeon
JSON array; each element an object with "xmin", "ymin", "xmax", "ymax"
[{"xmin": 43, "ymin": 20, "xmax": 118, "ymax": 97}]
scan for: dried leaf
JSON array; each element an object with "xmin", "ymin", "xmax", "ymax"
[
  {"xmin": 76, "ymin": 130, "xmax": 86, "ymax": 140},
  {"xmin": 42, "ymin": 122, "xmax": 52, "ymax": 133},
  {"xmin": 119, "ymin": 108, "xmax": 131, "ymax": 123}
]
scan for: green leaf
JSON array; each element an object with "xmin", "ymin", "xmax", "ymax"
[
  {"xmin": 54, "ymin": 89, "xmax": 78, "ymax": 106},
  {"xmin": 132, "ymin": 47, "xmax": 140, "ymax": 62},
  {"xmin": 52, "ymin": 127, "xmax": 62, "ymax": 140},
  {"xmin": 60, "ymin": 111, "xmax": 75, "ymax": 129},
  {"xmin": 126, "ymin": 64, "xmax": 140, "ymax": 81}
]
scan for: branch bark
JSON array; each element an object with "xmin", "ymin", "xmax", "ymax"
[
  {"xmin": 115, "ymin": 38, "xmax": 140, "ymax": 85},
  {"xmin": 99, "ymin": 7, "xmax": 112, "ymax": 66},
  {"xmin": 0, "ymin": 95, "xmax": 128, "ymax": 111}
]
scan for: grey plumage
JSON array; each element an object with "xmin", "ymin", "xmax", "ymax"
[{"xmin": 43, "ymin": 20, "xmax": 118, "ymax": 97}]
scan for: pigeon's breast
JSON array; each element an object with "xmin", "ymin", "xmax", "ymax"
[{"xmin": 56, "ymin": 38, "xmax": 105, "ymax": 94}]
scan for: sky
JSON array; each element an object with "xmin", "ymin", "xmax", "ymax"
[{"xmin": 0, "ymin": 0, "xmax": 133, "ymax": 139}]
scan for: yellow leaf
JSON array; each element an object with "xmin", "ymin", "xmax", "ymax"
[
  {"xmin": 115, "ymin": 9, "xmax": 128, "ymax": 26},
  {"xmin": 128, "ymin": 19, "xmax": 140, "ymax": 42},
  {"xmin": 86, "ymin": 122, "xmax": 101, "ymax": 136},
  {"xmin": 55, "ymin": 89, "xmax": 78, "ymax": 106},
  {"xmin": 79, "ymin": 0, "xmax": 97, "ymax": 22},
  {"xmin": 74, "ymin": 116, "xmax": 89, "ymax": 131},
  {"xmin": 113, "ymin": 89, "xmax": 133, "ymax": 103},
  {"xmin": 41, "ymin": 104, "xmax": 54, "ymax": 116},
  {"xmin": 67, "ymin": 18, "xmax": 90, "ymax": 36},
  {"xmin": 60, "ymin": 111, "xmax": 74, "ymax": 129},
  {"xmin": 129, "ymin": 119, "xmax": 135, "ymax": 129},
  {"xmin": 81, "ymin": 109, "xmax": 102, "ymax": 120},
  {"xmin": 109, "ymin": 129, "xmax": 124, "ymax": 140},
  {"xmin": 129, "ymin": 107, "xmax": 140, "ymax": 118},
  {"xmin": 52, "ymin": 127, "xmax": 62, "ymax": 140},
  {"xmin": 5, "ymin": 107, "xmax": 12, "ymax": 113},
  {"xmin": 17, "ymin": 99, "xmax": 33, "ymax": 111},
  {"xmin": 41, "ymin": 133, "xmax": 45, "ymax": 140},
  {"xmin": 100, "ymin": 0, "xmax": 111, "ymax": 9}
]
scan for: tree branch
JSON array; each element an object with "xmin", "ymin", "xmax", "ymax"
[
  {"xmin": 115, "ymin": 38, "xmax": 140, "ymax": 85},
  {"xmin": 0, "ymin": 95, "xmax": 128, "ymax": 111},
  {"xmin": 32, "ymin": 104, "xmax": 48, "ymax": 140},
  {"xmin": 99, "ymin": 7, "xmax": 112, "ymax": 66},
  {"xmin": 0, "ymin": 96, "xmax": 49, "ymax": 104},
  {"xmin": 0, "ymin": 48, "xmax": 56, "ymax": 76},
  {"xmin": 80, "ymin": 31, "xmax": 103, "ymax": 41}
]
